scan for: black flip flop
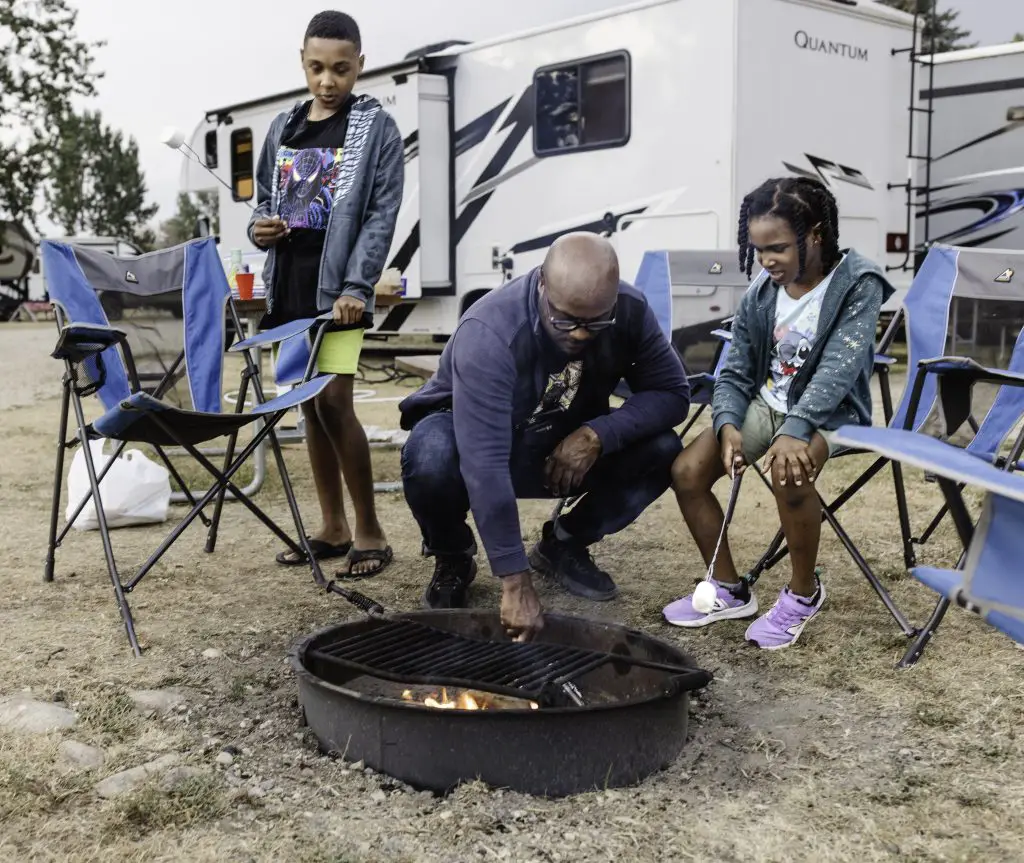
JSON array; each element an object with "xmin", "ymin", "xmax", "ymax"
[
  {"xmin": 276, "ymin": 538, "xmax": 353, "ymax": 566},
  {"xmin": 336, "ymin": 546, "xmax": 394, "ymax": 581}
]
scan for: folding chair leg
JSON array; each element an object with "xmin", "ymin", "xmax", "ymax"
[
  {"xmin": 45, "ymin": 383, "xmax": 71, "ymax": 583},
  {"xmin": 679, "ymin": 404, "xmax": 706, "ymax": 440},
  {"xmin": 150, "ymin": 445, "xmax": 212, "ymax": 528},
  {"xmin": 889, "ymin": 460, "xmax": 917, "ymax": 570},
  {"xmin": 898, "ymin": 478, "xmax": 978, "ymax": 669},
  {"xmin": 913, "ymin": 500, "xmax": 950, "ymax": 547},
  {"xmin": 205, "ymin": 371, "xmax": 252, "ymax": 553},
  {"xmin": 819, "ymin": 504, "xmax": 916, "ymax": 637},
  {"xmin": 71, "ymin": 394, "xmax": 141, "ymax": 656},
  {"xmin": 897, "ymin": 597, "xmax": 950, "ymax": 668},
  {"xmin": 749, "ymin": 467, "xmax": 917, "ymax": 637},
  {"xmin": 262, "ymin": 416, "xmax": 331, "ymax": 589},
  {"xmin": 745, "ymin": 526, "xmax": 786, "ymax": 586},
  {"xmin": 746, "ymin": 456, "xmax": 891, "ymax": 580}
]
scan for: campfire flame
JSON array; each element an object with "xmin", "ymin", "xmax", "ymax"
[{"xmin": 401, "ymin": 687, "xmax": 539, "ymax": 711}]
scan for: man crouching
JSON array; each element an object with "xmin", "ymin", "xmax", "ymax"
[{"xmin": 398, "ymin": 233, "xmax": 691, "ymax": 640}]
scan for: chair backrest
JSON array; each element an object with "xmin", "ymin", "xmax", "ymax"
[
  {"xmin": 42, "ymin": 238, "xmax": 230, "ymax": 414},
  {"xmin": 632, "ymin": 251, "xmax": 673, "ymax": 341},
  {"xmin": 890, "ymin": 245, "xmax": 1024, "ymax": 445}
]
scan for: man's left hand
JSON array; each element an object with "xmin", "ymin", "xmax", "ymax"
[
  {"xmin": 545, "ymin": 426, "xmax": 602, "ymax": 496},
  {"xmin": 762, "ymin": 435, "xmax": 816, "ymax": 487},
  {"xmin": 332, "ymin": 295, "xmax": 366, "ymax": 325}
]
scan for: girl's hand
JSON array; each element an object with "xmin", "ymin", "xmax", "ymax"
[
  {"xmin": 719, "ymin": 425, "xmax": 746, "ymax": 477},
  {"xmin": 762, "ymin": 435, "xmax": 816, "ymax": 487}
]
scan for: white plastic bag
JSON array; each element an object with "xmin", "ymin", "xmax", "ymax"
[{"xmin": 66, "ymin": 440, "xmax": 171, "ymax": 531}]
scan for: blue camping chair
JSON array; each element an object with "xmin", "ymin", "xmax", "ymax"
[
  {"xmin": 832, "ymin": 423, "xmax": 1024, "ymax": 656},
  {"xmin": 742, "ymin": 245, "xmax": 1024, "ymax": 664},
  {"xmin": 42, "ymin": 238, "xmax": 367, "ymax": 655}
]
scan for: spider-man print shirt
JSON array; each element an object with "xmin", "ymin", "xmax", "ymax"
[{"xmin": 263, "ymin": 98, "xmax": 353, "ymax": 326}]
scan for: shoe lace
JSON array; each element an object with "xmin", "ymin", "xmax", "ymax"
[{"xmin": 433, "ymin": 557, "xmax": 467, "ymax": 592}]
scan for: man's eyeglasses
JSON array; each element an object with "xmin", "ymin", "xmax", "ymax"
[{"xmin": 543, "ymin": 291, "xmax": 616, "ymax": 333}]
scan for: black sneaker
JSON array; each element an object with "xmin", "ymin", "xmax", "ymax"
[
  {"xmin": 423, "ymin": 555, "xmax": 477, "ymax": 609},
  {"xmin": 528, "ymin": 521, "xmax": 618, "ymax": 601}
]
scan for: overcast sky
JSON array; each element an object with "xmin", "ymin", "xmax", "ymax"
[{"xmin": 60, "ymin": 0, "xmax": 1023, "ymax": 231}]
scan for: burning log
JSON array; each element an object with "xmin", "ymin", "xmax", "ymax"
[{"xmin": 401, "ymin": 686, "xmax": 539, "ymax": 711}]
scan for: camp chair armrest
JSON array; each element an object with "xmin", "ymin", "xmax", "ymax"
[
  {"xmin": 51, "ymin": 323, "xmax": 128, "ymax": 358},
  {"xmin": 903, "ymin": 356, "xmax": 1024, "ymax": 436},
  {"xmin": 830, "ymin": 426, "xmax": 1024, "ymax": 504},
  {"xmin": 230, "ymin": 316, "xmax": 324, "ymax": 352},
  {"xmin": 710, "ymin": 329, "xmax": 732, "ymax": 342},
  {"xmin": 230, "ymin": 314, "xmax": 369, "ymax": 353},
  {"xmin": 918, "ymin": 356, "xmax": 1024, "ymax": 389},
  {"xmin": 51, "ymin": 324, "xmax": 142, "ymax": 393},
  {"xmin": 874, "ymin": 353, "xmax": 897, "ymax": 367}
]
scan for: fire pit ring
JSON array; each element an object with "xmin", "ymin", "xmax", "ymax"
[{"xmin": 290, "ymin": 608, "xmax": 712, "ymax": 797}]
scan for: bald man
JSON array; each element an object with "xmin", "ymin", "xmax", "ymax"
[{"xmin": 399, "ymin": 234, "xmax": 691, "ymax": 640}]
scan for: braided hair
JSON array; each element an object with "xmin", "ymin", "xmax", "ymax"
[{"xmin": 736, "ymin": 177, "xmax": 842, "ymax": 280}]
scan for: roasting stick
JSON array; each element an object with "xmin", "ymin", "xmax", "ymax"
[{"xmin": 691, "ymin": 465, "xmax": 744, "ymax": 614}]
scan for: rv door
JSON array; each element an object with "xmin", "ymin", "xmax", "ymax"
[{"xmin": 402, "ymin": 72, "xmax": 453, "ymax": 298}]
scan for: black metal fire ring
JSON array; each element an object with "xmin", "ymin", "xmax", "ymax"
[{"xmin": 290, "ymin": 609, "xmax": 712, "ymax": 797}]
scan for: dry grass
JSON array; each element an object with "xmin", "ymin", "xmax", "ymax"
[{"xmin": 0, "ymin": 321, "xmax": 1021, "ymax": 862}]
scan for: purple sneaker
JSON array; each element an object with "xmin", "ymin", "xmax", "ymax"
[
  {"xmin": 744, "ymin": 582, "xmax": 826, "ymax": 649},
  {"xmin": 663, "ymin": 579, "xmax": 758, "ymax": 628}
]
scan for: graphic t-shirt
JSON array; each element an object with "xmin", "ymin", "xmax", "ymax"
[
  {"xmin": 262, "ymin": 98, "xmax": 352, "ymax": 327},
  {"xmin": 759, "ymin": 260, "xmax": 842, "ymax": 412}
]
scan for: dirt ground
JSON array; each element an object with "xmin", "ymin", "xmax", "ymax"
[{"xmin": 0, "ymin": 319, "xmax": 1021, "ymax": 863}]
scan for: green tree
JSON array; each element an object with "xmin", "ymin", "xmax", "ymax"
[
  {"xmin": 44, "ymin": 109, "xmax": 159, "ymax": 249},
  {"xmin": 0, "ymin": 0, "xmax": 101, "ymax": 225},
  {"xmin": 878, "ymin": 1, "xmax": 975, "ymax": 53},
  {"xmin": 1013, "ymin": 33, "xmax": 1023, "ymax": 43},
  {"xmin": 158, "ymin": 191, "xmax": 221, "ymax": 248}
]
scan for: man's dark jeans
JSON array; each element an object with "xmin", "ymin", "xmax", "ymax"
[{"xmin": 400, "ymin": 410, "xmax": 682, "ymax": 558}]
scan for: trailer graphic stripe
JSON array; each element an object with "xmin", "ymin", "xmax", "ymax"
[{"xmin": 920, "ymin": 77, "xmax": 1024, "ymax": 100}]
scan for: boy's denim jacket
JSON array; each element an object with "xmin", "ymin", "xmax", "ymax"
[
  {"xmin": 712, "ymin": 249, "xmax": 896, "ymax": 443},
  {"xmin": 246, "ymin": 94, "xmax": 404, "ymax": 314}
]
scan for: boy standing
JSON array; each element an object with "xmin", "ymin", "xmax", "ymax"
[{"xmin": 248, "ymin": 10, "xmax": 403, "ymax": 577}]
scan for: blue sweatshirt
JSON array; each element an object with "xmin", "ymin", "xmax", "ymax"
[{"xmin": 399, "ymin": 267, "xmax": 691, "ymax": 576}]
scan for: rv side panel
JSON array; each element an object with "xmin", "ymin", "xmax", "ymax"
[
  {"xmin": 735, "ymin": 0, "xmax": 914, "ymax": 300},
  {"xmin": 920, "ymin": 45, "xmax": 1024, "ymax": 251}
]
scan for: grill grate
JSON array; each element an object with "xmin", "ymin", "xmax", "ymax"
[{"xmin": 306, "ymin": 619, "xmax": 708, "ymax": 705}]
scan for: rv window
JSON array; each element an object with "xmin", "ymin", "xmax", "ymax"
[
  {"xmin": 205, "ymin": 129, "xmax": 218, "ymax": 169},
  {"xmin": 534, "ymin": 52, "xmax": 630, "ymax": 156},
  {"xmin": 230, "ymin": 128, "xmax": 254, "ymax": 201}
]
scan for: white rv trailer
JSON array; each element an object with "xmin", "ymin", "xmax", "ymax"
[
  {"xmin": 183, "ymin": 0, "xmax": 916, "ymax": 352},
  {"xmin": 916, "ymin": 41, "xmax": 1024, "ymax": 253}
]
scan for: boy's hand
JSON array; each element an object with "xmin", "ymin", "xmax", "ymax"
[
  {"xmin": 762, "ymin": 435, "xmax": 816, "ymax": 487},
  {"xmin": 332, "ymin": 295, "xmax": 367, "ymax": 325},
  {"xmin": 718, "ymin": 425, "xmax": 746, "ymax": 477},
  {"xmin": 252, "ymin": 216, "xmax": 288, "ymax": 247}
]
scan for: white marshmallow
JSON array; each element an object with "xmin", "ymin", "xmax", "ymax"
[{"xmin": 692, "ymin": 580, "xmax": 719, "ymax": 614}]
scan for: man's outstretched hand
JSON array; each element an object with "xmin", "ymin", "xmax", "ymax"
[
  {"xmin": 500, "ymin": 571, "xmax": 544, "ymax": 642},
  {"xmin": 545, "ymin": 426, "xmax": 602, "ymax": 497}
]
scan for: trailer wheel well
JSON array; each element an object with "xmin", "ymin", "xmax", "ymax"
[{"xmin": 460, "ymin": 289, "xmax": 492, "ymax": 317}]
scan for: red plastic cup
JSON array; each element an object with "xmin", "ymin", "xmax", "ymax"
[{"xmin": 236, "ymin": 272, "xmax": 255, "ymax": 300}]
